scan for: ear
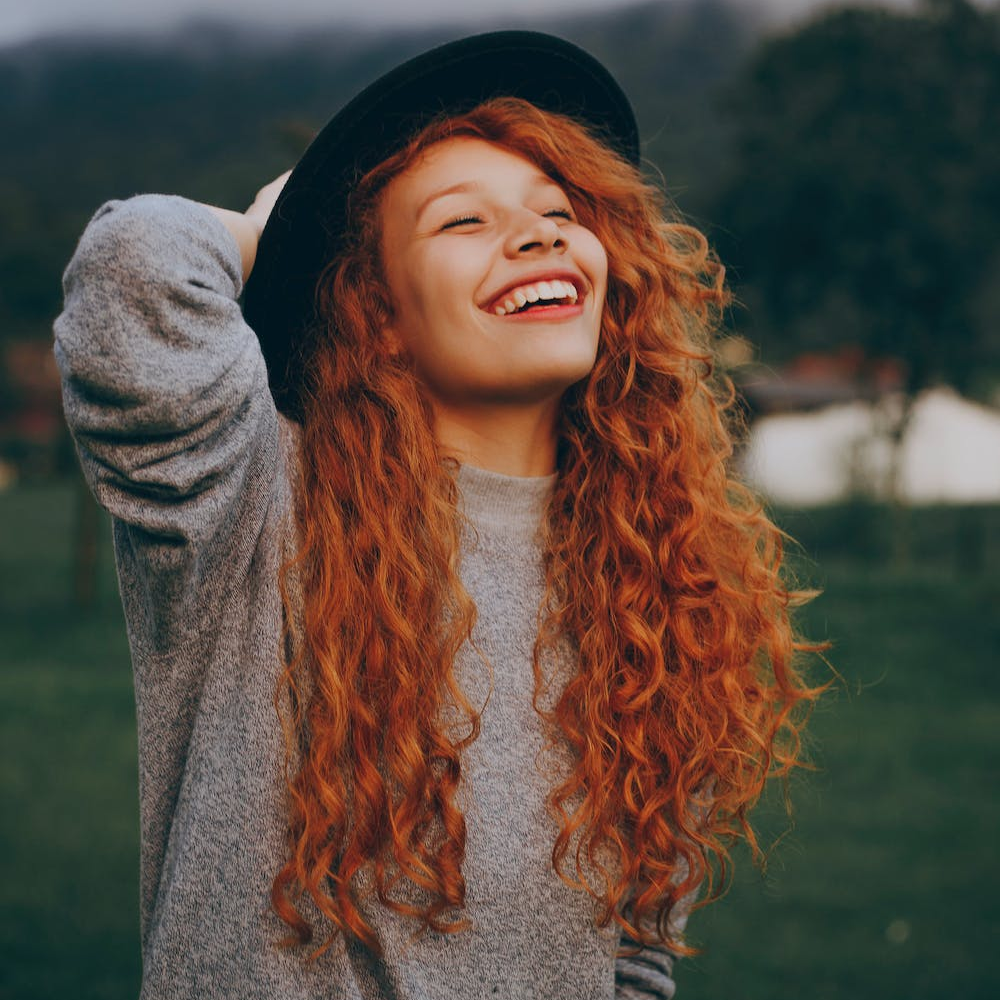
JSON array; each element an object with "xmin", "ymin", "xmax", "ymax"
[{"xmin": 380, "ymin": 322, "xmax": 408, "ymax": 361}]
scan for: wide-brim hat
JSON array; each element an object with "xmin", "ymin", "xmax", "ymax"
[{"xmin": 242, "ymin": 30, "xmax": 639, "ymax": 418}]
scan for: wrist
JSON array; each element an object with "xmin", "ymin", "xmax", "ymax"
[{"xmin": 202, "ymin": 205, "xmax": 259, "ymax": 283}]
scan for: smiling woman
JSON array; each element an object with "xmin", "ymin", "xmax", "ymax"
[{"xmin": 53, "ymin": 30, "xmax": 823, "ymax": 1000}]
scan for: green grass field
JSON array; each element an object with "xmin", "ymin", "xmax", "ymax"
[{"xmin": 1, "ymin": 482, "xmax": 997, "ymax": 999}]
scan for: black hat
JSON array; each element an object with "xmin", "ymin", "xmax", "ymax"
[{"xmin": 242, "ymin": 30, "xmax": 639, "ymax": 418}]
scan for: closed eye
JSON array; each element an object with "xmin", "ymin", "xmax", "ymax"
[
  {"xmin": 440, "ymin": 215, "xmax": 483, "ymax": 230},
  {"xmin": 442, "ymin": 207, "xmax": 574, "ymax": 230}
]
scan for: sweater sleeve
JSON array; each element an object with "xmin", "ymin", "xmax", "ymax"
[
  {"xmin": 54, "ymin": 193, "xmax": 282, "ymax": 651},
  {"xmin": 614, "ymin": 917, "xmax": 684, "ymax": 1000},
  {"xmin": 615, "ymin": 876, "xmax": 698, "ymax": 999}
]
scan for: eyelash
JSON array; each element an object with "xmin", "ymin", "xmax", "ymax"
[{"xmin": 441, "ymin": 208, "xmax": 574, "ymax": 230}]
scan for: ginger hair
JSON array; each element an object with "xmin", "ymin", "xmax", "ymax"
[{"xmin": 272, "ymin": 97, "xmax": 825, "ymax": 955}]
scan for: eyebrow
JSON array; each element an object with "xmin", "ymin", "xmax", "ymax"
[{"xmin": 414, "ymin": 174, "xmax": 563, "ymax": 223}]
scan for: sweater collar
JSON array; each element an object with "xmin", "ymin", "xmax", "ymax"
[{"xmin": 455, "ymin": 462, "xmax": 556, "ymax": 540}]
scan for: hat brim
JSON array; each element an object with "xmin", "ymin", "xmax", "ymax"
[{"xmin": 242, "ymin": 30, "xmax": 639, "ymax": 418}]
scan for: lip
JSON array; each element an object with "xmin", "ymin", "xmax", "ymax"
[
  {"xmin": 492, "ymin": 301, "xmax": 585, "ymax": 323},
  {"xmin": 480, "ymin": 269, "xmax": 587, "ymax": 314}
]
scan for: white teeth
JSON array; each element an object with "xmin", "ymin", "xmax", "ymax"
[{"xmin": 490, "ymin": 278, "xmax": 582, "ymax": 315}]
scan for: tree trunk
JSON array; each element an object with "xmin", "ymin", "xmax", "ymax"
[{"xmin": 883, "ymin": 393, "xmax": 916, "ymax": 570}]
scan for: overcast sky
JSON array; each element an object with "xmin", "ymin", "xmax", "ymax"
[{"xmin": 0, "ymin": 0, "xmax": 918, "ymax": 48}]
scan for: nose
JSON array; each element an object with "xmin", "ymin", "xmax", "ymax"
[{"xmin": 503, "ymin": 210, "xmax": 567, "ymax": 258}]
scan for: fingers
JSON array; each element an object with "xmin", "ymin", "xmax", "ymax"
[
  {"xmin": 256, "ymin": 170, "xmax": 293, "ymax": 204},
  {"xmin": 245, "ymin": 170, "xmax": 293, "ymax": 236}
]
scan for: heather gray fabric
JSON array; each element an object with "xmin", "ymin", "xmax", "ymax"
[{"xmin": 55, "ymin": 195, "xmax": 684, "ymax": 999}]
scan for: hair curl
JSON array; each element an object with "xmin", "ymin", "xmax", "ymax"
[{"xmin": 272, "ymin": 97, "xmax": 826, "ymax": 956}]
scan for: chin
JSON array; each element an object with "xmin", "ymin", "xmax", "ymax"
[{"xmin": 503, "ymin": 363, "xmax": 598, "ymax": 403}]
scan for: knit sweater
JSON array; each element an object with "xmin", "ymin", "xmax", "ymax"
[{"xmin": 54, "ymin": 194, "xmax": 685, "ymax": 999}]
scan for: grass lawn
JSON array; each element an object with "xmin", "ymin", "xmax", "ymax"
[
  {"xmin": 0, "ymin": 481, "xmax": 139, "ymax": 1000},
  {"xmin": 1, "ymin": 482, "xmax": 997, "ymax": 999}
]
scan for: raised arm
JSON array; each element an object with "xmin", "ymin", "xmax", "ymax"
[
  {"xmin": 54, "ymin": 179, "xmax": 287, "ymax": 542},
  {"xmin": 54, "ymin": 180, "xmax": 295, "ymax": 655}
]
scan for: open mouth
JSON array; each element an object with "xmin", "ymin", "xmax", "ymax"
[{"xmin": 487, "ymin": 278, "xmax": 582, "ymax": 317}]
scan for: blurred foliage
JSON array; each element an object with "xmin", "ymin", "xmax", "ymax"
[
  {"xmin": 1, "ymin": 0, "xmax": 999, "ymax": 401},
  {"xmin": 715, "ymin": 0, "xmax": 1000, "ymax": 398},
  {"xmin": 544, "ymin": 0, "xmax": 762, "ymax": 215}
]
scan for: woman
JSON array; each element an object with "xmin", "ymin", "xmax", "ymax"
[{"xmin": 55, "ymin": 31, "xmax": 821, "ymax": 1000}]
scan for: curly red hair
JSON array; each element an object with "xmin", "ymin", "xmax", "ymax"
[{"xmin": 272, "ymin": 97, "xmax": 825, "ymax": 955}]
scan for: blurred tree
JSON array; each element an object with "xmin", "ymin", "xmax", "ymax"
[
  {"xmin": 717, "ymin": 0, "xmax": 1000, "ymax": 405},
  {"xmin": 550, "ymin": 0, "xmax": 761, "ymax": 218}
]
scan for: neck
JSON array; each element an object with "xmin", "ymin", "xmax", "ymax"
[{"xmin": 431, "ymin": 399, "xmax": 560, "ymax": 476}]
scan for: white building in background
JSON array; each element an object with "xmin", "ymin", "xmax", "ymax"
[{"xmin": 740, "ymin": 387, "xmax": 1000, "ymax": 506}]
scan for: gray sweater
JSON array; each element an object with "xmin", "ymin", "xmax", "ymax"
[{"xmin": 55, "ymin": 195, "xmax": 684, "ymax": 999}]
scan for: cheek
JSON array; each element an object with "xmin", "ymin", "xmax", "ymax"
[
  {"xmin": 385, "ymin": 268, "xmax": 463, "ymax": 370},
  {"xmin": 384, "ymin": 256, "xmax": 435, "ymax": 345},
  {"xmin": 571, "ymin": 225, "xmax": 609, "ymax": 298},
  {"xmin": 394, "ymin": 250, "xmax": 447, "ymax": 313},
  {"xmin": 588, "ymin": 238, "xmax": 610, "ymax": 295},
  {"xmin": 408, "ymin": 258, "xmax": 482, "ymax": 336}
]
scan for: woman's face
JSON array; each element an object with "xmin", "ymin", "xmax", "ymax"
[{"xmin": 378, "ymin": 136, "xmax": 607, "ymax": 412}]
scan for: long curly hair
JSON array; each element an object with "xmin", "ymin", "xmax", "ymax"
[{"xmin": 272, "ymin": 96, "xmax": 825, "ymax": 955}]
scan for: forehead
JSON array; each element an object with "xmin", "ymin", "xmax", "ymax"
[{"xmin": 382, "ymin": 136, "xmax": 561, "ymax": 215}]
